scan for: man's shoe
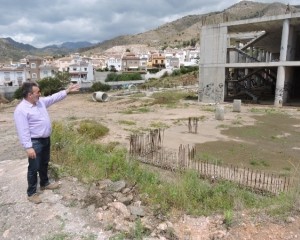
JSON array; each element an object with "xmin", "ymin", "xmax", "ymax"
[
  {"xmin": 28, "ymin": 193, "xmax": 42, "ymax": 204},
  {"xmin": 40, "ymin": 182, "xmax": 60, "ymax": 191}
]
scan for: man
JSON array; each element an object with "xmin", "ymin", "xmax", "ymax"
[{"xmin": 14, "ymin": 82, "xmax": 80, "ymax": 204}]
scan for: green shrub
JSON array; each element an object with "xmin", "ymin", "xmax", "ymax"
[
  {"xmin": 161, "ymin": 71, "xmax": 169, "ymax": 78},
  {"xmin": 148, "ymin": 69, "xmax": 160, "ymax": 74},
  {"xmin": 77, "ymin": 120, "xmax": 109, "ymax": 140},
  {"xmin": 14, "ymin": 87, "xmax": 22, "ymax": 99},
  {"xmin": 38, "ymin": 77, "xmax": 65, "ymax": 96},
  {"xmin": 90, "ymin": 82, "xmax": 111, "ymax": 92},
  {"xmin": 170, "ymin": 66, "xmax": 198, "ymax": 77},
  {"xmin": 171, "ymin": 69, "xmax": 181, "ymax": 76},
  {"xmin": 37, "ymin": 72, "xmax": 71, "ymax": 96},
  {"xmin": 151, "ymin": 90, "xmax": 190, "ymax": 105},
  {"xmin": 105, "ymin": 73, "xmax": 142, "ymax": 82}
]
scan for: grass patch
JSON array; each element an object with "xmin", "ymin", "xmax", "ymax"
[
  {"xmin": 249, "ymin": 159, "xmax": 270, "ymax": 167},
  {"xmin": 201, "ymin": 106, "xmax": 215, "ymax": 112},
  {"xmin": 196, "ymin": 113, "xmax": 300, "ymax": 174},
  {"xmin": 232, "ymin": 116, "xmax": 243, "ymax": 125},
  {"xmin": 151, "ymin": 90, "xmax": 191, "ymax": 106},
  {"xmin": 150, "ymin": 121, "xmax": 169, "ymax": 129},
  {"xmin": 45, "ymin": 233, "xmax": 71, "ymax": 240},
  {"xmin": 223, "ymin": 209, "xmax": 234, "ymax": 229},
  {"xmin": 129, "ymin": 93, "xmax": 146, "ymax": 98},
  {"xmin": 118, "ymin": 120, "xmax": 136, "ymax": 126},
  {"xmin": 217, "ymin": 124, "xmax": 229, "ymax": 129},
  {"xmin": 66, "ymin": 116, "xmax": 77, "ymax": 121},
  {"xmin": 250, "ymin": 107, "xmax": 283, "ymax": 114},
  {"xmin": 195, "ymin": 152, "xmax": 223, "ymax": 165},
  {"xmin": 120, "ymin": 107, "xmax": 151, "ymax": 114},
  {"xmin": 76, "ymin": 119, "xmax": 109, "ymax": 140},
  {"xmin": 51, "ymin": 120, "xmax": 300, "ymax": 219}
]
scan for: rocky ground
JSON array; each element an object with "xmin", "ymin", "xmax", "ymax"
[{"xmin": 1, "ymin": 91, "xmax": 300, "ymax": 239}]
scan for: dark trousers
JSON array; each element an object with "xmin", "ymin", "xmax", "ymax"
[{"xmin": 27, "ymin": 137, "xmax": 51, "ymax": 196}]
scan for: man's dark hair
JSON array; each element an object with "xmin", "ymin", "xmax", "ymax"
[{"xmin": 21, "ymin": 82, "xmax": 38, "ymax": 98}]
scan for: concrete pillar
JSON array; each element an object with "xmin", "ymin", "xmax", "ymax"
[
  {"xmin": 257, "ymin": 49, "xmax": 262, "ymax": 61},
  {"xmin": 235, "ymin": 41, "xmax": 240, "ymax": 63},
  {"xmin": 275, "ymin": 19, "xmax": 289, "ymax": 107},
  {"xmin": 215, "ymin": 105, "xmax": 224, "ymax": 120},
  {"xmin": 275, "ymin": 66, "xmax": 285, "ymax": 107},
  {"xmin": 233, "ymin": 99, "xmax": 242, "ymax": 112},
  {"xmin": 279, "ymin": 19, "xmax": 289, "ymax": 61}
]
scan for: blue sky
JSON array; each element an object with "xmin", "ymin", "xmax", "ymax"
[{"xmin": 0, "ymin": 0, "xmax": 295, "ymax": 47}]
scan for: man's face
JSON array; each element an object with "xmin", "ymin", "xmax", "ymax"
[{"xmin": 28, "ymin": 86, "xmax": 41, "ymax": 104}]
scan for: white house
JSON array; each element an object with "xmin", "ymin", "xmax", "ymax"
[
  {"xmin": 0, "ymin": 66, "xmax": 26, "ymax": 86},
  {"xmin": 90, "ymin": 54, "xmax": 106, "ymax": 70},
  {"xmin": 165, "ymin": 56, "xmax": 180, "ymax": 69},
  {"xmin": 69, "ymin": 61, "xmax": 94, "ymax": 83},
  {"xmin": 54, "ymin": 56, "xmax": 73, "ymax": 72},
  {"xmin": 39, "ymin": 64, "xmax": 58, "ymax": 79},
  {"xmin": 106, "ymin": 54, "xmax": 122, "ymax": 71}
]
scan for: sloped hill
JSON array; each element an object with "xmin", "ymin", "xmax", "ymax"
[
  {"xmin": 0, "ymin": 38, "xmax": 96, "ymax": 63},
  {"xmin": 83, "ymin": 1, "xmax": 299, "ymax": 55},
  {"xmin": 0, "ymin": 38, "xmax": 34, "ymax": 62}
]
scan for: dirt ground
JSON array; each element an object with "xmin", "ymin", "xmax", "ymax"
[{"xmin": 1, "ymin": 91, "xmax": 300, "ymax": 239}]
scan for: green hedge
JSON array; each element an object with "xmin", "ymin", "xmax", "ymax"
[
  {"xmin": 90, "ymin": 82, "xmax": 111, "ymax": 92},
  {"xmin": 105, "ymin": 73, "xmax": 142, "ymax": 82}
]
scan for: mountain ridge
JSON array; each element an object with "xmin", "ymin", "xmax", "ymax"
[
  {"xmin": 0, "ymin": 1, "xmax": 299, "ymax": 62},
  {"xmin": 0, "ymin": 38, "xmax": 97, "ymax": 62}
]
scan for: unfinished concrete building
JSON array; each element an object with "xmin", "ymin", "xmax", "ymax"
[{"xmin": 199, "ymin": 12, "xmax": 300, "ymax": 106}]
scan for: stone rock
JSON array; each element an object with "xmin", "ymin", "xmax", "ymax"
[
  {"xmin": 286, "ymin": 216, "xmax": 296, "ymax": 223},
  {"xmin": 210, "ymin": 230, "xmax": 227, "ymax": 239},
  {"xmin": 128, "ymin": 205, "xmax": 145, "ymax": 217},
  {"xmin": 122, "ymin": 187, "xmax": 131, "ymax": 194},
  {"xmin": 114, "ymin": 218, "xmax": 134, "ymax": 232},
  {"xmin": 157, "ymin": 222, "xmax": 168, "ymax": 231},
  {"xmin": 118, "ymin": 194, "xmax": 134, "ymax": 205},
  {"xmin": 108, "ymin": 180, "xmax": 126, "ymax": 192},
  {"xmin": 112, "ymin": 192, "xmax": 123, "ymax": 199},
  {"xmin": 97, "ymin": 179, "xmax": 113, "ymax": 190},
  {"xmin": 109, "ymin": 201, "xmax": 131, "ymax": 218}
]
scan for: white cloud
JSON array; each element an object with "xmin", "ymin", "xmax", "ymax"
[{"xmin": 0, "ymin": 0, "xmax": 296, "ymax": 47}]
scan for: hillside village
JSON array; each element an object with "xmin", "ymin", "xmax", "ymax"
[{"xmin": 0, "ymin": 45, "xmax": 199, "ymax": 89}]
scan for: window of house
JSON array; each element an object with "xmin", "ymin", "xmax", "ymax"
[
  {"xmin": 43, "ymin": 70, "xmax": 48, "ymax": 75},
  {"xmin": 31, "ymin": 63, "xmax": 36, "ymax": 68},
  {"xmin": 32, "ymin": 73, "xmax": 37, "ymax": 79},
  {"xmin": 4, "ymin": 72, "xmax": 10, "ymax": 80},
  {"xmin": 17, "ymin": 72, "xmax": 23, "ymax": 80},
  {"xmin": 73, "ymin": 68, "xmax": 77, "ymax": 71},
  {"xmin": 84, "ymin": 68, "xmax": 87, "ymax": 71}
]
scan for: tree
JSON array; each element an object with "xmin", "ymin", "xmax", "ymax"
[
  {"xmin": 54, "ymin": 72, "xmax": 71, "ymax": 86},
  {"xmin": 37, "ymin": 72, "xmax": 71, "ymax": 96}
]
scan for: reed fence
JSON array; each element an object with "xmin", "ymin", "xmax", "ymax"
[{"xmin": 129, "ymin": 130, "xmax": 292, "ymax": 195}]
